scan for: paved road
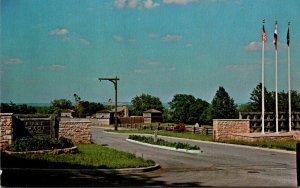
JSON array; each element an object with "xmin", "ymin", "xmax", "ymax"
[{"xmin": 92, "ymin": 127, "xmax": 297, "ymax": 187}]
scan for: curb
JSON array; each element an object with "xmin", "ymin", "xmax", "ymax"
[
  {"xmin": 126, "ymin": 138, "xmax": 202, "ymax": 154},
  {"xmin": 1, "ymin": 164, "xmax": 161, "ymax": 173}
]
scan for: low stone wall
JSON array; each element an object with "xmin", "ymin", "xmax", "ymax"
[
  {"xmin": 0, "ymin": 113, "xmax": 13, "ymax": 150},
  {"xmin": 59, "ymin": 120, "xmax": 92, "ymax": 144},
  {"xmin": 213, "ymin": 119, "xmax": 250, "ymax": 141}
]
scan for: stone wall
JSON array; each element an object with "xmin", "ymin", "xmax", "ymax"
[
  {"xmin": 59, "ymin": 120, "xmax": 92, "ymax": 144},
  {"xmin": 0, "ymin": 113, "xmax": 13, "ymax": 150},
  {"xmin": 213, "ymin": 119, "xmax": 250, "ymax": 141}
]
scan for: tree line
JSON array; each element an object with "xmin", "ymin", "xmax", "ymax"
[{"xmin": 1, "ymin": 83, "xmax": 300, "ymax": 125}]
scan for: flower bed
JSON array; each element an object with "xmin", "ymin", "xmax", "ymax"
[{"xmin": 128, "ymin": 135, "xmax": 200, "ymax": 150}]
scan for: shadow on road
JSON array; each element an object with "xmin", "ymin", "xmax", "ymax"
[{"xmin": 1, "ymin": 169, "xmax": 207, "ymax": 187}]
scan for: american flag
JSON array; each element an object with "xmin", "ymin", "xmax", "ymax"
[{"xmin": 262, "ymin": 25, "xmax": 267, "ymax": 42}]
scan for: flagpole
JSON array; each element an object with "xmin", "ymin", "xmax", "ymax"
[
  {"xmin": 288, "ymin": 21, "xmax": 292, "ymax": 132},
  {"xmin": 274, "ymin": 21, "xmax": 279, "ymax": 134},
  {"xmin": 261, "ymin": 19, "xmax": 265, "ymax": 134}
]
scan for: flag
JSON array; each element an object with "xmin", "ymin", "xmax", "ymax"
[
  {"xmin": 262, "ymin": 25, "xmax": 267, "ymax": 42},
  {"xmin": 287, "ymin": 27, "xmax": 290, "ymax": 46},
  {"xmin": 273, "ymin": 22, "xmax": 278, "ymax": 49}
]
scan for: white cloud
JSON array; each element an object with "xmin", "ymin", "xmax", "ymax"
[
  {"xmin": 48, "ymin": 28, "xmax": 70, "ymax": 36},
  {"xmin": 80, "ymin": 38, "xmax": 90, "ymax": 45},
  {"xmin": 114, "ymin": 0, "xmax": 126, "ymax": 8},
  {"xmin": 144, "ymin": 0, "xmax": 160, "ymax": 8},
  {"xmin": 128, "ymin": 0, "xmax": 139, "ymax": 8},
  {"xmin": 51, "ymin": 64, "xmax": 65, "ymax": 71},
  {"xmin": 243, "ymin": 41, "xmax": 261, "ymax": 51},
  {"xmin": 186, "ymin": 43, "xmax": 193, "ymax": 48},
  {"xmin": 243, "ymin": 41, "xmax": 286, "ymax": 51},
  {"xmin": 225, "ymin": 64, "xmax": 258, "ymax": 72},
  {"xmin": 114, "ymin": 0, "xmax": 160, "ymax": 9},
  {"xmin": 148, "ymin": 33, "xmax": 159, "ymax": 39},
  {"xmin": 3, "ymin": 58, "xmax": 23, "ymax": 65},
  {"xmin": 112, "ymin": 35, "xmax": 123, "ymax": 41},
  {"xmin": 163, "ymin": 0, "xmax": 200, "ymax": 5},
  {"xmin": 162, "ymin": 34, "xmax": 182, "ymax": 42},
  {"xmin": 134, "ymin": 69, "xmax": 143, "ymax": 74}
]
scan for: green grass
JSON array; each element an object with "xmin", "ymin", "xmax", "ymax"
[
  {"xmin": 2, "ymin": 144, "xmax": 155, "ymax": 169},
  {"xmin": 128, "ymin": 135, "xmax": 200, "ymax": 150},
  {"xmin": 222, "ymin": 139, "xmax": 297, "ymax": 151},
  {"xmin": 108, "ymin": 129, "xmax": 213, "ymax": 142}
]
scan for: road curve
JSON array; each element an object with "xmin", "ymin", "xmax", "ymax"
[{"xmin": 92, "ymin": 127, "xmax": 296, "ymax": 187}]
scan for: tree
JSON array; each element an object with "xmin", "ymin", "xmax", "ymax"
[
  {"xmin": 249, "ymin": 83, "xmax": 274, "ymax": 112},
  {"xmin": 0, "ymin": 102, "xmax": 37, "ymax": 114},
  {"xmin": 76, "ymin": 101, "xmax": 104, "ymax": 117},
  {"xmin": 211, "ymin": 86, "xmax": 238, "ymax": 119},
  {"xmin": 50, "ymin": 99, "xmax": 73, "ymax": 115},
  {"xmin": 131, "ymin": 94, "xmax": 163, "ymax": 116},
  {"xmin": 169, "ymin": 94, "xmax": 210, "ymax": 124}
]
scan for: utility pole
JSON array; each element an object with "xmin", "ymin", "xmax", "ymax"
[{"xmin": 99, "ymin": 76, "xmax": 120, "ymax": 131}]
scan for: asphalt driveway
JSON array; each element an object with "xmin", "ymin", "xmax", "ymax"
[{"xmin": 92, "ymin": 127, "xmax": 296, "ymax": 187}]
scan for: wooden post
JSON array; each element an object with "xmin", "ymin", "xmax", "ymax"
[{"xmin": 297, "ymin": 142, "xmax": 300, "ymax": 186}]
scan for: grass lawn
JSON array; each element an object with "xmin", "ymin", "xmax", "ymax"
[
  {"xmin": 1, "ymin": 144, "xmax": 155, "ymax": 169},
  {"xmin": 222, "ymin": 139, "xmax": 297, "ymax": 151}
]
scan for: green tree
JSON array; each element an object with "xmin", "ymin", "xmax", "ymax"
[
  {"xmin": 169, "ymin": 94, "xmax": 210, "ymax": 124},
  {"xmin": 76, "ymin": 101, "xmax": 104, "ymax": 117},
  {"xmin": 211, "ymin": 86, "xmax": 238, "ymax": 119},
  {"xmin": 50, "ymin": 99, "xmax": 73, "ymax": 115},
  {"xmin": 249, "ymin": 83, "xmax": 274, "ymax": 112},
  {"xmin": 131, "ymin": 94, "xmax": 163, "ymax": 116}
]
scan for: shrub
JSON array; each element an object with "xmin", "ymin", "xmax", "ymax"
[
  {"xmin": 174, "ymin": 123, "xmax": 186, "ymax": 132},
  {"xmin": 128, "ymin": 135, "xmax": 200, "ymax": 150},
  {"xmin": 9, "ymin": 136, "xmax": 74, "ymax": 152}
]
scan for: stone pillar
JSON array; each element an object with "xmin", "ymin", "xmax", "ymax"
[
  {"xmin": 59, "ymin": 119, "xmax": 92, "ymax": 144},
  {"xmin": 0, "ymin": 113, "xmax": 13, "ymax": 150},
  {"xmin": 213, "ymin": 119, "xmax": 250, "ymax": 141}
]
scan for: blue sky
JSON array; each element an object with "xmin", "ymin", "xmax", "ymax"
[{"xmin": 1, "ymin": 0, "xmax": 300, "ymax": 104}]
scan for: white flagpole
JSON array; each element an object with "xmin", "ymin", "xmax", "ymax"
[
  {"xmin": 262, "ymin": 19, "xmax": 265, "ymax": 134},
  {"xmin": 288, "ymin": 22, "xmax": 292, "ymax": 132},
  {"xmin": 275, "ymin": 21, "xmax": 279, "ymax": 134}
]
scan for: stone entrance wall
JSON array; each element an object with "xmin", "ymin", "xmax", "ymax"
[
  {"xmin": 213, "ymin": 119, "xmax": 250, "ymax": 141},
  {"xmin": 0, "ymin": 113, "xmax": 13, "ymax": 149},
  {"xmin": 59, "ymin": 119, "xmax": 92, "ymax": 144},
  {"xmin": 0, "ymin": 114, "xmax": 92, "ymax": 150}
]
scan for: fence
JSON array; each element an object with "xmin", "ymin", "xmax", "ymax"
[
  {"xmin": 239, "ymin": 112, "xmax": 300, "ymax": 132},
  {"xmin": 119, "ymin": 116, "xmax": 144, "ymax": 124}
]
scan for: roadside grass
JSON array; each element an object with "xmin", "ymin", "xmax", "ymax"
[
  {"xmin": 2, "ymin": 144, "xmax": 155, "ymax": 169},
  {"xmin": 107, "ymin": 129, "xmax": 213, "ymax": 142},
  {"xmin": 128, "ymin": 135, "xmax": 200, "ymax": 150},
  {"xmin": 108, "ymin": 129, "xmax": 296, "ymax": 151},
  {"xmin": 222, "ymin": 139, "xmax": 297, "ymax": 151}
]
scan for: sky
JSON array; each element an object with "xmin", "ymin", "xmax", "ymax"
[{"xmin": 1, "ymin": 0, "xmax": 300, "ymax": 104}]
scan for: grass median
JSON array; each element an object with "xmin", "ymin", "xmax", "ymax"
[
  {"xmin": 107, "ymin": 129, "xmax": 213, "ymax": 142},
  {"xmin": 108, "ymin": 129, "xmax": 297, "ymax": 151},
  {"xmin": 2, "ymin": 144, "xmax": 155, "ymax": 169}
]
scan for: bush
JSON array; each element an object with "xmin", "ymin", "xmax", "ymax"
[
  {"xmin": 9, "ymin": 136, "xmax": 74, "ymax": 152},
  {"xmin": 174, "ymin": 123, "xmax": 186, "ymax": 132},
  {"xmin": 128, "ymin": 135, "xmax": 200, "ymax": 150}
]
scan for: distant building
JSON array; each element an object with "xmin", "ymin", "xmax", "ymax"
[
  {"xmin": 95, "ymin": 105, "xmax": 129, "ymax": 125},
  {"xmin": 61, "ymin": 109, "xmax": 75, "ymax": 118},
  {"xmin": 143, "ymin": 109, "xmax": 162, "ymax": 124},
  {"xmin": 96, "ymin": 110, "xmax": 113, "ymax": 125}
]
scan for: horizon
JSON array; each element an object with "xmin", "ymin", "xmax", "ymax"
[{"xmin": 1, "ymin": 0, "xmax": 300, "ymax": 104}]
